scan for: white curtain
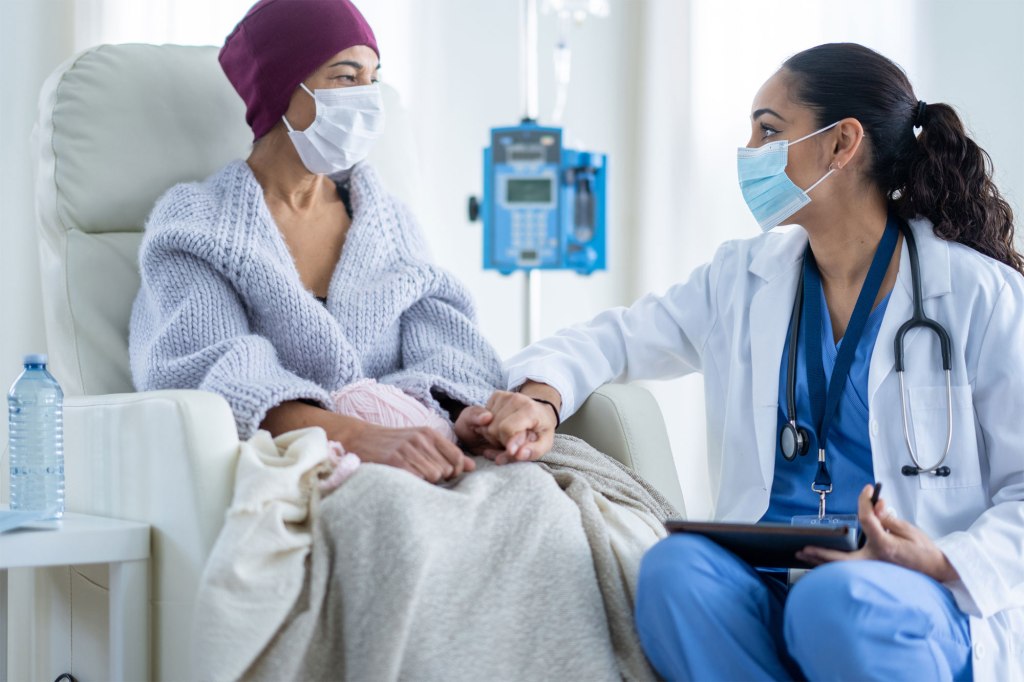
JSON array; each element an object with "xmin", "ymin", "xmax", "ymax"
[
  {"xmin": 0, "ymin": 0, "xmax": 76, "ymax": 469},
  {"xmin": 72, "ymin": 0, "xmax": 255, "ymax": 49}
]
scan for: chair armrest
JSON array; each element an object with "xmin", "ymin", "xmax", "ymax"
[
  {"xmin": 60, "ymin": 389, "xmax": 239, "ymax": 680},
  {"xmin": 63, "ymin": 389, "xmax": 239, "ymax": 603},
  {"xmin": 559, "ymin": 384, "xmax": 686, "ymax": 516}
]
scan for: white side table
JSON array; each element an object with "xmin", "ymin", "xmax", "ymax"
[{"xmin": 0, "ymin": 512, "xmax": 151, "ymax": 682}]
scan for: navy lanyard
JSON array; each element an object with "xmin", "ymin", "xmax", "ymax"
[{"xmin": 802, "ymin": 215, "xmax": 900, "ymax": 514}]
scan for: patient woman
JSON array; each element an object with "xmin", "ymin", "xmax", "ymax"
[
  {"xmin": 129, "ymin": 1, "xmax": 672, "ymax": 680},
  {"xmin": 130, "ymin": 0, "xmax": 500, "ymax": 483}
]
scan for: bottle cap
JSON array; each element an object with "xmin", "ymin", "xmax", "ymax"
[{"xmin": 23, "ymin": 353, "xmax": 48, "ymax": 366}]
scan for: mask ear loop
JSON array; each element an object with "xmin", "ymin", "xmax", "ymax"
[
  {"xmin": 281, "ymin": 83, "xmax": 317, "ymax": 133},
  {"xmin": 804, "ymin": 161, "xmax": 838, "ymax": 194},
  {"xmin": 791, "ymin": 120, "xmax": 841, "ymax": 146},
  {"xmin": 789, "ymin": 121, "xmax": 842, "ymax": 194}
]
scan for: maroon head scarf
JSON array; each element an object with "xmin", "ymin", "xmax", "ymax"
[{"xmin": 219, "ymin": 0, "xmax": 379, "ymax": 140}]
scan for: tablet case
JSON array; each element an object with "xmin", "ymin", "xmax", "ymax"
[{"xmin": 665, "ymin": 520, "xmax": 860, "ymax": 569}]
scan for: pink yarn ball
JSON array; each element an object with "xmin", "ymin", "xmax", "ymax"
[{"xmin": 330, "ymin": 379, "xmax": 457, "ymax": 442}]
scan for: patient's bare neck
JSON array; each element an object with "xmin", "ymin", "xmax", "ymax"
[{"xmin": 247, "ymin": 128, "xmax": 330, "ymax": 213}]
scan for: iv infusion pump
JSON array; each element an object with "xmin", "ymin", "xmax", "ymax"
[{"xmin": 469, "ymin": 121, "xmax": 607, "ymax": 275}]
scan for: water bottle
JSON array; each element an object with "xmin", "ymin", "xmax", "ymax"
[{"xmin": 8, "ymin": 353, "xmax": 64, "ymax": 518}]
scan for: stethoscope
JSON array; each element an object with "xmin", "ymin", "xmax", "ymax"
[{"xmin": 779, "ymin": 219, "xmax": 954, "ymax": 479}]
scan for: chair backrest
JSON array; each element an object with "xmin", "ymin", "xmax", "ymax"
[{"xmin": 35, "ymin": 43, "xmax": 420, "ymax": 396}]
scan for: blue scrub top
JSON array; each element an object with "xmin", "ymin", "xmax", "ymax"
[{"xmin": 760, "ymin": 287, "xmax": 891, "ymax": 523}]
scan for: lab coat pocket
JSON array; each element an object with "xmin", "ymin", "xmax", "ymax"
[{"xmin": 908, "ymin": 385, "xmax": 982, "ymax": 489}]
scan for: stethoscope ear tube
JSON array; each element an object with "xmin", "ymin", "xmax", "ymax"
[
  {"xmin": 780, "ymin": 263, "xmax": 809, "ymax": 463},
  {"xmin": 897, "ymin": 366, "xmax": 955, "ymax": 477},
  {"xmin": 895, "ymin": 223, "xmax": 955, "ymax": 477},
  {"xmin": 894, "ymin": 319, "xmax": 953, "ymax": 373},
  {"xmin": 894, "ymin": 225, "xmax": 954, "ymax": 373}
]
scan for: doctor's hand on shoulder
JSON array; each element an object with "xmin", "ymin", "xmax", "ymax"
[
  {"xmin": 796, "ymin": 484, "xmax": 960, "ymax": 583},
  {"xmin": 465, "ymin": 382, "xmax": 561, "ymax": 465}
]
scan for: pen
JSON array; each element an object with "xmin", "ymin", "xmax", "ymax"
[
  {"xmin": 870, "ymin": 481, "xmax": 883, "ymax": 507},
  {"xmin": 856, "ymin": 482, "xmax": 883, "ymax": 548}
]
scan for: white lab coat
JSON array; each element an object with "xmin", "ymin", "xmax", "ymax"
[{"xmin": 505, "ymin": 218, "xmax": 1024, "ymax": 680}]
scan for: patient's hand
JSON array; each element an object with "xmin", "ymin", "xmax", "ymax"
[
  {"xmin": 483, "ymin": 389, "xmax": 558, "ymax": 465},
  {"xmin": 343, "ymin": 420, "xmax": 476, "ymax": 482},
  {"xmin": 453, "ymin": 406, "xmax": 504, "ymax": 458},
  {"xmin": 262, "ymin": 400, "xmax": 473, "ymax": 483}
]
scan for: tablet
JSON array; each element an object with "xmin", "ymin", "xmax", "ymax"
[{"xmin": 664, "ymin": 520, "xmax": 861, "ymax": 569}]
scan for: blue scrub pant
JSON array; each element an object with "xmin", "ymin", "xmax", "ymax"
[{"xmin": 635, "ymin": 534, "xmax": 972, "ymax": 681}]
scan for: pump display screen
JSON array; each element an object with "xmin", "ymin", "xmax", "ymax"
[
  {"xmin": 509, "ymin": 150, "xmax": 544, "ymax": 162},
  {"xmin": 506, "ymin": 178, "xmax": 553, "ymax": 204}
]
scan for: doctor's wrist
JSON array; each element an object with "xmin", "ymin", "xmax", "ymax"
[
  {"xmin": 933, "ymin": 552, "xmax": 961, "ymax": 584},
  {"xmin": 531, "ymin": 398, "xmax": 561, "ymax": 429},
  {"xmin": 516, "ymin": 380, "xmax": 563, "ymax": 416}
]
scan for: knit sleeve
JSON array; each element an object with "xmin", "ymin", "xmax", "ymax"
[
  {"xmin": 347, "ymin": 177, "xmax": 501, "ymax": 416},
  {"xmin": 129, "ymin": 230, "xmax": 332, "ymax": 440},
  {"xmin": 380, "ymin": 267, "xmax": 503, "ymax": 418}
]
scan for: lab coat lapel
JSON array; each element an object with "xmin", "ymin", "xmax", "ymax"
[
  {"xmin": 869, "ymin": 239, "xmax": 912, "ymax": 402},
  {"xmin": 869, "ymin": 218, "xmax": 952, "ymax": 402},
  {"xmin": 748, "ymin": 230, "xmax": 805, "ymax": 490}
]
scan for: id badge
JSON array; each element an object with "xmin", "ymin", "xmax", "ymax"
[
  {"xmin": 787, "ymin": 514, "xmax": 860, "ymax": 587},
  {"xmin": 790, "ymin": 513, "xmax": 860, "ymax": 531}
]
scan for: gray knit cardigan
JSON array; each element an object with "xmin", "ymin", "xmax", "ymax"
[{"xmin": 129, "ymin": 160, "xmax": 503, "ymax": 439}]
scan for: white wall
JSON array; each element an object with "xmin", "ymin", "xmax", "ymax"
[
  {"xmin": 914, "ymin": 0, "xmax": 1024, "ymax": 218},
  {"xmin": 393, "ymin": 0, "xmax": 642, "ymax": 358},
  {"xmin": 0, "ymin": 1, "xmax": 76, "ymax": 466},
  {"xmin": 1, "ymin": 3, "xmax": 78, "ymax": 679}
]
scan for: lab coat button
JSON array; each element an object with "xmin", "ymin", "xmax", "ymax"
[
  {"xmin": 870, "ymin": 420, "xmax": 879, "ymax": 437},
  {"xmin": 974, "ymin": 643, "xmax": 985, "ymax": 660}
]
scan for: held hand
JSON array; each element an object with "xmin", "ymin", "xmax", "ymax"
[
  {"xmin": 341, "ymin": 420, "xmax": 475, "ymax": 483},
  {"xmin": 483, "ymin": 389, "xmax": 558, "ymax": 465},
  {"xmin": 453, "ymin": 406, "xmax": 504, "ymax": 458},
  {"xmin": 796, "ymin": 484, "xmax": 960, "ymax": 583}
]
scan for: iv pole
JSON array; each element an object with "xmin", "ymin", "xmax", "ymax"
[{"xmin": 520, "ymin": 0, "xmax": 542, "ymax": 348}]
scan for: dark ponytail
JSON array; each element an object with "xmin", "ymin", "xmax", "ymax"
[{"xmin": 782, "ymin": 43, "xmax": 1023, "ymax": 276}]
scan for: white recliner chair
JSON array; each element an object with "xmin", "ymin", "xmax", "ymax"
[{"xmin": 31, "ymin": 43, "xmax": 686, "ymax": 681}]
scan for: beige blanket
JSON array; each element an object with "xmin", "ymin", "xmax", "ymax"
[{"xmin": 192, "ymin": 429, "xmax": 677, "ymax": 681}]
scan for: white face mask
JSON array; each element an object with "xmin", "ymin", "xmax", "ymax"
[{"xmin": 282, "ymin": 83, "xmax": 385, "ymax": 175}]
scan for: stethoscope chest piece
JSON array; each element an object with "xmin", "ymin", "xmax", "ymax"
[{"xmin": 780, "ymin": 420, "xmax": 810, "ymax": 461}]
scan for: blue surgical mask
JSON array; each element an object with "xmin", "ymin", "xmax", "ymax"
[{"xmin": 737, "ymin": 121, "xmax": 840, "ymax": 231}]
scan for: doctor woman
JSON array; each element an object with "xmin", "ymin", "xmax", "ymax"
[{"xmin": 483, "ymin": 43, "xmax": 1024, "ymax": 680}]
